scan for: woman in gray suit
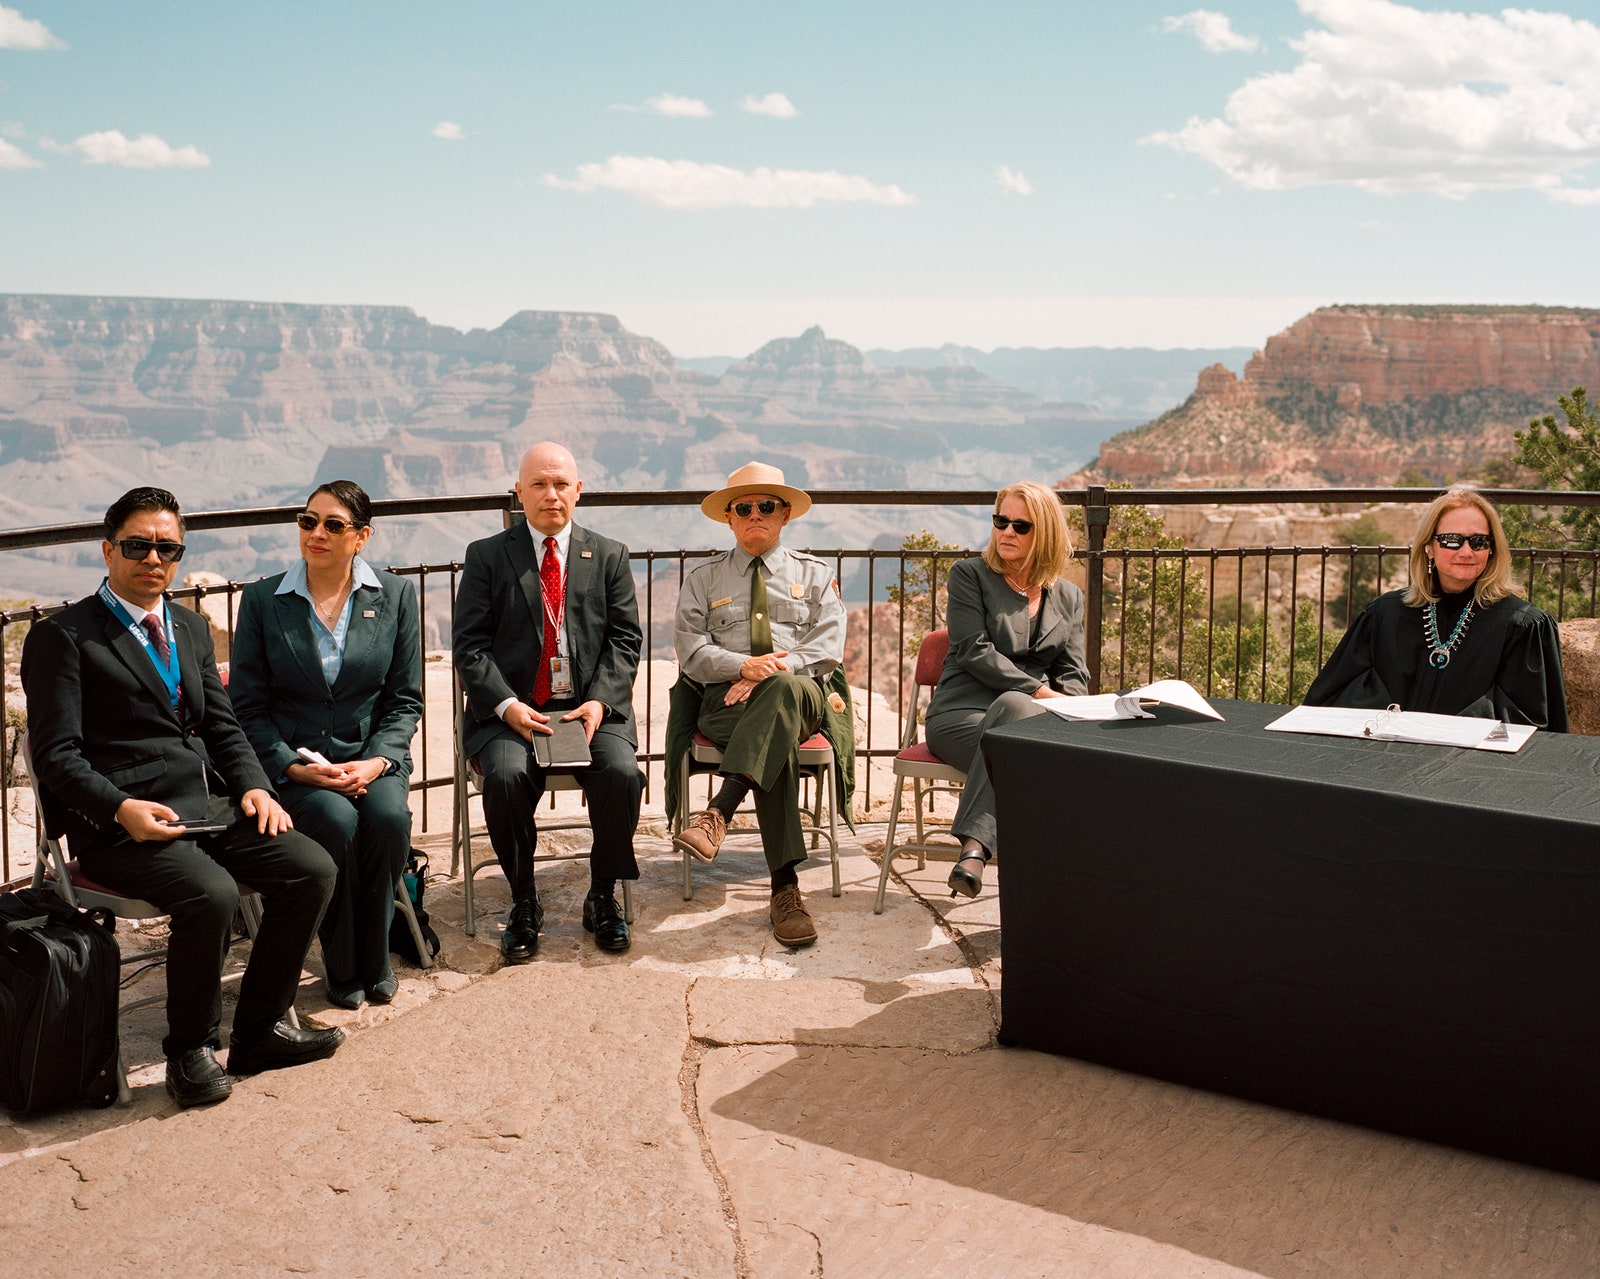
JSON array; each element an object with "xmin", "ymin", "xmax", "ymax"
[
  {"xmin": 925, "ymin": 481, "xmax": 1089, "ymax": 898},
  {"xmin": 230, "ymin": 481, "xmax": 423, "ymax": 1008}
]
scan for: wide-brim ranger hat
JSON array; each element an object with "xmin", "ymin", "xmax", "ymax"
[{"xmin": 700, "ymin": 461, "xmax": 812, "ymax": 521}]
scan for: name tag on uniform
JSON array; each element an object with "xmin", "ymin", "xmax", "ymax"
[
  {"xmin": 711, "ymin": 596, "xmax": 733, "ymax": 610},
  {"xmin": 580, "ymin": 550, "xmax": 593, "ymax": 559},
  {"xmin": 790, "ymin": 583, "xmax": 805, "ymax": 598},
  {"xmin": 362, "ymin": 609, "xmax": 376, "ymax": 618},
  {"xmin": 549, "ymin": 656, "xmax": 574, "ymax": 697}
]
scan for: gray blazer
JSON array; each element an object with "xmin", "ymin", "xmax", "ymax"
[
  {"xmin": 927, "ymin": 556, "xmax": 1090, "ymax": 716},
  {"xmin": 229, "ymin": 568, "xmax": 423, "ymax": 782}
]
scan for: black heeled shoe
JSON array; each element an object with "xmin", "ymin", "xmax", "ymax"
[{"xmin": 948, "ymin": 852, "xmax": 988, "ymax": 899}]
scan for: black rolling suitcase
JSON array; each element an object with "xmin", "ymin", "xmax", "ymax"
[{"xmin": 0, "ymin": 888, "xmax": 121, "ymax": 1114}]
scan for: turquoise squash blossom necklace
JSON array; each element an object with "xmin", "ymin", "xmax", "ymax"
[{"xmin": 1423, "ymin": 596, "xmax": 1476, "ymax": 669}]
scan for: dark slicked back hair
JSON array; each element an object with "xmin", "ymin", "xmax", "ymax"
[
  {"xmin": 307, "ymin": 479, "xmax": 373, "ymax": 527},
  {"xmin": 104, "ymin": 487, "xmax": 185, "ymax": 540}
]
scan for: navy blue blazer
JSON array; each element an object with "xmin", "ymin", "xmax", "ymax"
[
  {"xmin": 21, "ymin": 595, "xmax": 271, "ymax": 854},
  {"xmin": 228, "ymin": 567, "xmax": 423, "ymax": 782}
]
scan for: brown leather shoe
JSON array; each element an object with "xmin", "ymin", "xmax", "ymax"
[
  {"xmin": 770, "ymin": 885, "xmax": 817, "ymax": 947},
  {"xmin": 674, "ymin": 808, "xmax": 728, "ymax": 863}
]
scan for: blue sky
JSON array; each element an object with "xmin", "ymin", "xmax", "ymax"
[{"xmin": 3, "ymin": 1, "xmax": 1599, "ymax": 355}]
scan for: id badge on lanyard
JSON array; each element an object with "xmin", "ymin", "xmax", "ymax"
[{"xmin": 543, "ymin": 583, "xmax": 574, "ymax": 697}]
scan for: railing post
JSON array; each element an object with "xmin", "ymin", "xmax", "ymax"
[{"xmin": 1084, "ymin": 484, "xmax": 1110, "ymax": 694}]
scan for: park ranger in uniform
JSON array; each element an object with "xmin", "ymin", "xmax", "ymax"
[{"xmin": 672, "ymin": 461, "xmax": 847, "ymax": 946}]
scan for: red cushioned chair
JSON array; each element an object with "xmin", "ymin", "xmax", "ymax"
[
  {"xmin": 874, "ymin": 628, "xmax": 968, "ymax": 914},
  {"xmin": 673, "ymin": 726, "xmax": 842, "ymax": 901}
]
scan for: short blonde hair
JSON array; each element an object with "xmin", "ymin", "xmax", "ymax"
[
  {"xmin": 981, "ymin": 481, "xmax": 1072, "ymax": 588},
  {"xmin": 1402, "ymin": 487, "xmax": 1517, "ymax": 608}
]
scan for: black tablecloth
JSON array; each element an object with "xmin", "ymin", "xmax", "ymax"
[{"xmin": 988, "ymin": 699, "xmax": 1600, "ymax": 1178}]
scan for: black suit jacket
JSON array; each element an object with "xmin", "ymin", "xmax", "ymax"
[
  {"xmin": 228, "ymin": 567, "xmax": 424, "ymax": 781},
  {"xmin": 452, "ymin": 521, "xmax": 642, "ymax": 759},
  {"xmin": 20, "ymin": 593, "xmax": 272, "ymax": 855}
]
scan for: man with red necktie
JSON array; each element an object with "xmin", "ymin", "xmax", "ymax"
[
  {"xmin": 453, "ymin": 442, "xmax": 644, "ymax": 960},
  {"xmin": 21, "ymin": 487, "xmax": 343, "ymax": 1110}
]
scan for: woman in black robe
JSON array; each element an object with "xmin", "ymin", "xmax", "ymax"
[{"xmin": 1304, "ymin": 487, "xmax": 1567, "ymax": 730}]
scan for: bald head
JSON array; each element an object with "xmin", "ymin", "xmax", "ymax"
[{"xmin": 516, "ymin": 442, "xmax": 582, "ymax": 535}]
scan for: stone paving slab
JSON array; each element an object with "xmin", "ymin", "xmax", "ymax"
[
  {"xmin": 6, "ymin": 824, "xmax": 1600, "ymax": 1278},
  {"xmin": 698, "ymin": 1041, "xmax": 1600, "ymax": 1279},
  {"xmin": 690, "ymin": 977, "xmax": 994, "ymax": 1054},
  {"xmin": 1, "ymin": 964, "xmax": 731, "ymax": 1276}
]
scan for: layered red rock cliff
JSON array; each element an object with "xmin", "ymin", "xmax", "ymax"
[{"xmin": 1082, "ymin": 306, "xmax": 1600, "ymax": 488}]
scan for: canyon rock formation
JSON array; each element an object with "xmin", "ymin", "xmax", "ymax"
[
  {"xmin": 1081, "ymin": 305, "xmax": 1600, "ymax": 489},
  {"xmin": 0, "ymin": 296, "xmax": 1127, "ymax": 599}
]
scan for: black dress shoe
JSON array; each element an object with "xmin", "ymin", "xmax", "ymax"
[
  {"xmin": 367, "ymin": 975, "xmax": 398, "ymax": 1004},
  {"xmin": 227, "ymin": 1019, "xmax": 346, "ymax": 1076},
  {"xmin": 583, "ymin": 889, "xmax": 631, "ymax": 953},
  {"xmin": 325, "ymin": 980, "xmax": 364, "ymax": 1010},
  {"xmin": 501, "ymin": 896, "xmax": 544, "ymax": 964},
  {"xmin": 165, "ymin": 1046, "xmax": 233, "ymax": 1108},
  {"xmin": 948, "ymin": 852, "xmax": 987, "ymax": 899}
]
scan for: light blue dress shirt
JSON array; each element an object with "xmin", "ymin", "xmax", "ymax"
[{"xmin": 276, "ymin": 555, "xmax": 383, "ymax": 686}]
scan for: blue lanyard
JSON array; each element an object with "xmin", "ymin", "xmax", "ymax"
[{"xmin": 99, "ymin": 580, "xmax": 182, "ymax": 709}]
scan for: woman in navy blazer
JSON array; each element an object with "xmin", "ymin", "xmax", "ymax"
[
  {"xmin": 924, "ymin": 481, "xmax": 1089, "ymax": 899},
  {"xmin": 230, "ymin": 481, "xmax": 423, "ymax": 1008}
]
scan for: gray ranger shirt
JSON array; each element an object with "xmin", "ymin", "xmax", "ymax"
[{"xmin": 675, "ymin": 545, "xmax": 846, "ymax": 683}]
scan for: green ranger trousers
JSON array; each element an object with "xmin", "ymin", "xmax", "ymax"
[{"xmin": 695, "ymin": 671, "xmax": 825, "ymax": 872}]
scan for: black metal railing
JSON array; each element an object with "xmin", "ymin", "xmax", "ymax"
[{"xmin": 4, "ymin": 484, "xmax": 1598, "ymax": 884}]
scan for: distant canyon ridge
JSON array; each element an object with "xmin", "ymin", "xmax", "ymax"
[
  {"xmin": 0, "ymin": 293, "xmax": 1237, "ymax": 599},
  {"xmin": 1077, "ymin": 305, "xmax": 1600, "ymax": 489},
  {"xmin": 2, "ymin": 295, "xmax": 1596, "ymax": 606}
]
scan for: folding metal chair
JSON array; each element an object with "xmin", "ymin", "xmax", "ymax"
[
  {"xmin": 450, "ymin": 688, "xmax": 634, "ymax": 937},
  {"xmin": 874, "ymin": 628, "xmax": 968, "ymax": 913}
]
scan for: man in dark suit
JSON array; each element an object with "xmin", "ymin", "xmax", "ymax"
[
  {"xmin": 453, "ymin": 442, "xmax": 644, "ymax": 959},
  {"xmin": 21, "ymin": 487, "xmax": 344, "ymax": 1109}
]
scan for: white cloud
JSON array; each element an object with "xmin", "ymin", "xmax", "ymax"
[
  {"xmin": 0, "ymin": 137, "xmax": 41, "ymax": 169},
  {"xmin": 1144, "ymin": 0, "xmax": 1600, "ymax": 204},
  {"xmin": 0, "ymin": 5, "xmax": 64, "ymax": 50},
  {"xmin": 1161, "ymin": 10, "xmax": 1260, "ymax": 53},
  {"xmin": 431, "ymin": 121, "xmax": 464, "ymax": 140},
  {"xmin": 543, "ymin": 155, "xmax": 917, "ymax": 210},
  {"xmin": 740, "ymin": 92, "xmax": 798, "ymax": 118},
  {"xmin": 614, "ymin": 93, "xmax": 713, "ymax": 118},
  {"xmin": 46, "ymin": 130, "xmax": 209, "ymax": 169},
  {"xmin": 995, "ymin": 165, "xmax": 1035, "ymax": 195}
]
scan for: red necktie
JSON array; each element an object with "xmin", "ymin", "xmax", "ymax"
[{"xmin": 532, "ymin": 536, "xmax": 561, "ymax": 704}]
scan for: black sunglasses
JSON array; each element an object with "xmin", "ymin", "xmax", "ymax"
[
  {"xmin": 296, "ymin": 512, "xmax": 362, "ymax": 535},
  {"xmin": 109, "ymin": 538, "xmax": 186, "ymax": 563},
  {"xmin": 729, "ymin": 499, "xmax": 788, "ymax": 519},
  {"xmin": 992, "ymin": 514, "xmax": 1035, "ymax": 535},
  {"xmin": 1433, "ymin": 532, "xmax": 1493, "ymax": 552}
]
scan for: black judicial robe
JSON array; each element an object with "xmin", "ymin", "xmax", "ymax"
[{"xmin": 1304, "ymin": 588, "xmax": 1568, "ymax": 731}]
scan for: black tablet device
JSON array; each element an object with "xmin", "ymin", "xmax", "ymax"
[{"xmin": 532, "ymin": 718, "xmax": 592, "ymax": 770}]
